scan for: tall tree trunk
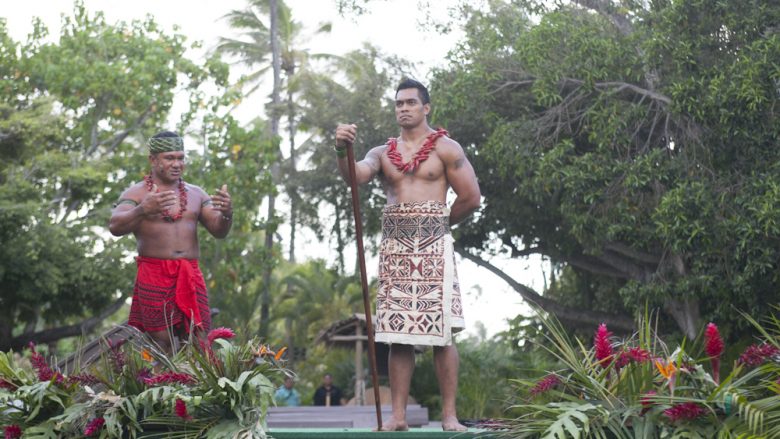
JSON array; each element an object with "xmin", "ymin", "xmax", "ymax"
[
  {"xmin": 286, "ymin": 73, "xmax": 297, "ymax": 263},
  {"xmin": 334, "ymin": 200, "xmax": 345, "ymax": 273},
  {"xmin": 260, "ymin": 0, "xmax": 282, "ymax": 339}
]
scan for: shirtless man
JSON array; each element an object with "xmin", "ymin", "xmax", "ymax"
[
  {"xmin": 109, "ymin": 131, "xmax": 233, "ymax": 352},
  {"xmin": 335, "ymin": 78, "xmax": 481, "ymax": 431}
]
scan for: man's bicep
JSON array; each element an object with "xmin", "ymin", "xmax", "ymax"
[
  {"xmin": 445, "ymin": 147, "xmax": 480, "ymax": 196},
  {"xmin": 355, "ymin": 146, "xmax": 384, "ymax": 183}
]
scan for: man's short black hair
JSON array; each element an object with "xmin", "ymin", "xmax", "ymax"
[
  {"xmin": 396, "ymin": 78, "xmax": 430, "ymax": 105},
  {"xmin": 152, "ymin": 130, "xmax": 181, "ymax": 139}
]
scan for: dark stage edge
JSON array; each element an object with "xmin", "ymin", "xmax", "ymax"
[{"xmin": 268, "ymin": 428, "xmax": 499, "ymax": 439}]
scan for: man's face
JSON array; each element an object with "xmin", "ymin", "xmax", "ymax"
[
  {"xmin": 150, "ymin": 151, "xmax": 186, "ymax": 182},
  {"xmin": 323, "ymin": 375, "xmax": 333, "ymax": 386},
  {"xmin": 395, "ymin": 88, "xmax": 429, "ymax": 129}
]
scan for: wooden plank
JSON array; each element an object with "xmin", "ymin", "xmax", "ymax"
[
  {"xmin": 267, "ymin": 405, "xmax": 429, "ymax": 428},
  {"xmin": 267, "ymin": 428, "xmax": 494, "ymax": 439},
  {"xmin": 267, "ymin": 419, "xmax": 353, "ymax": 428}
]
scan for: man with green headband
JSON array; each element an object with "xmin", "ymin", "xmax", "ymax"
[{"xmin": 109, "ymin": 130, "xmax": 233, "ymax": 352}]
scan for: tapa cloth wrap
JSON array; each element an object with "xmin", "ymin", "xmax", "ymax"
[
  {"xmin": 128, "ymin": 257, "xmax": 211, "ymax": 333},
  {"xmin": 375, "ymin": 200, "xmax": 465, "ymax": 346}
]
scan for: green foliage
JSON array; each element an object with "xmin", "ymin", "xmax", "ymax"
[
  {"xmin": 503, "ymin": 307, "xmax": 780, "ymax": 438},
  {"xmin": 0, "ymin": 329, "xmax": 287, "ymax": 437},
  {"xmin": 430, "ymin": 0, "xmax": 780, "ymax": 338},
  {"xmin": 0, "ymin": 1, "xmax": 277, "ymax": 353},
  {"xmin": 0, "ymin": 3, "xmax": 241, "ymax": 351},
  {"xmin": 294, "ymin": 46, "xmax": 411, "ymax": 270},
  {"xmin": 409, "ymin": 330, "xmax": 543, "ymax": 421}
]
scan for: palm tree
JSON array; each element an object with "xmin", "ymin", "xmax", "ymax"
[
  {"xmin": 217, "ymin": 0, "xmax": 335, "ymax": 264},
  {"xmin": 272, "ymin": 260, "xmax": 364, "ymax": 356},
  {"xmin": 216, "ymin": 0, "xmax": 282, "ymax": 338}
]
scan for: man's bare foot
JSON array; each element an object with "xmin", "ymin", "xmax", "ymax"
[
  {"xmin": 374, "ymin": 418, "xmax": 409, "ymax": 431},
  {"xmin": 441, "ymin": 416, "xmax": 467, "ymax": 432}
]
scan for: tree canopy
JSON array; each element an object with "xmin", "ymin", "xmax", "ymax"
[
  {"xmin": 0, "ymin": 3, "xmax": 275, "ymax": 350},
  {"xmin": 430, "ymin": 0, "xmax": 780, "ymax": 339}
]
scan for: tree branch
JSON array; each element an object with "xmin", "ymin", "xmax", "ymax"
[
  {"xmin": 571, "ymin": 0, "xmax": 634, "ymax": 36},
  {"xmin": 85, "ymin": 101, "xmax": 157, "ymax": 158},
  {"xmin": 493, "ymin": 78, "xmax": 672, "ymax": 106},
  {"xmin": 604, "ymin": 241, "xmax": 662, "ymax": 265},
  {"xmin": 4, "ymin": 296, "xmax": 126, "ymax": 351},
  {"xmin": 455, "ymin": 244, "xmax": 635, "ymax": 332}
]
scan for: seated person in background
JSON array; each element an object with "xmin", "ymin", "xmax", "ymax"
[
  {"xmin": 274, "ymin": 376, "xmax": 301, "ymax": 407},
  {"xmin": 313, "ymin": 373, "xmax": 343, "ymax": 406}
]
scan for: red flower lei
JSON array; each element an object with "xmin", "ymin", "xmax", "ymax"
[
  {"xmin": 386, "ymin": 128, "xmax": 448, "ymax": 174},
  {"xmin": 145, "ymin": 174, "xmax": 187, "ymax": 222}
]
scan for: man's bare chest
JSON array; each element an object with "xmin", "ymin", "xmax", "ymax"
[{"xmin": 380, "ymin": 152, "xmax": 445, "ymax": 183}]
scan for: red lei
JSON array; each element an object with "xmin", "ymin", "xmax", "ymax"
[
  {"xmin": 145, "ymin": 174, "xmax": 187, "ymax": 222},
  {"xmin": 386, "ymin": 128, "xmax": 448, "ymax": 174}
]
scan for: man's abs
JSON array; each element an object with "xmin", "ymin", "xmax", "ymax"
[{"xmin": 135, "ymin": 221, "xmax": 200, "ymax": 259}]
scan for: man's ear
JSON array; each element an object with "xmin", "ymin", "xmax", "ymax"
[{"xmin": 423, "ymin": 103, "xmax": 431, "ymax": 116}]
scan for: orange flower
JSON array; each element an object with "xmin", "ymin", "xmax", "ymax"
[
  {"xmin": 141, "ymin": 349, "xmax": 154, "ymax": 363},
  {"xmin": 254, "ymin": 344, "xmax": 273, "ymax": 357},
  {"xmin": 274, "ymin": 347, "xmax": 287, "ymax": 361},
  {"xmin": 654, "ymin": 359, "xmax": 677, "ymax": 379}
]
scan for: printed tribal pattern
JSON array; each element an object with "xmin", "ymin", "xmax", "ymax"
[{"xmin": 375, "ymin": 201, "xmax": 464, "ymax": 346}]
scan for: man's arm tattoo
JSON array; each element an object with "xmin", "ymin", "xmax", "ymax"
[
  {"xmin": 114, "ymin": 198, "xmax": 139, "ymax": 208},
  {"xmin": 454, "ymin": 157, "xmax": 465, "ymax": 170},
  {"xmin": 365, "ymin": 147, "xmax": 383, "ymax": 173}
]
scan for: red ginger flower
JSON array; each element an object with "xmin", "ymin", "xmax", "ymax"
[
  {"xmin": 664, "ymin": 402, "xmax": 706, "ymax": 422},
  {"xmin": 143, "ymin": 372, "xmax": 196, "ymax": 386},
  {"xmin": 530, "ymin": 374, "xmax": 561, "ymax": 396},
  {"xmin": 704, "ymin": 323, "xmax": 725, "ymax": 383},
  {"xmin": 704, "ymin": 323, "xmax": 724, "ymax": 357},
  {"xmin": 0, "ymin": 379, "xmax": 15, "ymax": 390},
  {"xmin": 738, "ymin": 343, "xmax": 780, "ymax": 367},
  {"xmin": 594, "ymin": 323, "xmax": 613, "ymax": 367},
  {"xmin": 4, "ymin": 425, "xmax": 22, "ymax": 439},
  {"xmin": 175, "ymin": 398, "xmax": 192, "ymax": 420},
  {"xmin": 207, "ymin": 327, "xmax": 235, "ymax": 345},
  {"xmin": 84, "ymin": 417, "xmax": 105, "ymax": 436}
]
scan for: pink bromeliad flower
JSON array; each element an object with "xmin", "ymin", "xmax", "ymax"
[
  {"xmin": 615, "ymin": 347, "xmax": 652, "ymax": 369},
  {"xmin": 207, "ymin": 327, "xmax": 236, "ymax": 345},
  {"xmin": 704, "ymin": 323, "xmax": 725, "ymax": 383},
  {"xmin": 84, "ymin": 417, "xmax": 105, "ymax": 436},
  {"xmin": 27, "ymin": 342, "xmax": 62, "ymax": 383},
  {"xmin": 594, "ymin": 323, "xmax": 613, "ymax": 367},
  {"xmin": 738, "ymin": 343, "xmax": 780, "ymax": 367},
  {"xmin": 175, "ymin": 398, "xmax": 193, "ymax": 421},
  {"xmin": 4, "ymin": 425, "xmax": 22, "ymax": 439},
  {"xmin": 142, "ymin": 372, "xmax": 196, "ymax": 386},
  {"xmin": 529, "ymin": 374, "xmax": 561, "ymax": 396},
  {"xmin": 67, "ymin": 373, "xmax": 101, "ymax": 386},
  {"xmin": 664, "ymin": 402, "xmax": 706, "ymax": 422}
]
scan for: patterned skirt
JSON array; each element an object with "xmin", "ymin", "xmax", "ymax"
[
  {"xmin": 375, "ymin": 200, "xmax": 465, "ymax": 346},
  {"xmin": 128, "ymin": 257, "xmax": 211, "ymax": 333}
]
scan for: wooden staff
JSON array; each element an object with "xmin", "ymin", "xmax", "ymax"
[{"xmin": 345, "ymin": 142, "xmax": 383, "ymax": 430}]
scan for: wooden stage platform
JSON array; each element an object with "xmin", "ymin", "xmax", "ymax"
[{"xmin": 268, "ymin": 428, "xmax": 497, "ymax": 438}]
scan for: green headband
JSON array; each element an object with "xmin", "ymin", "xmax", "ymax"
[{"xmin": 148, "ymin": 136, "xmax": 184, "ymax": 153}]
